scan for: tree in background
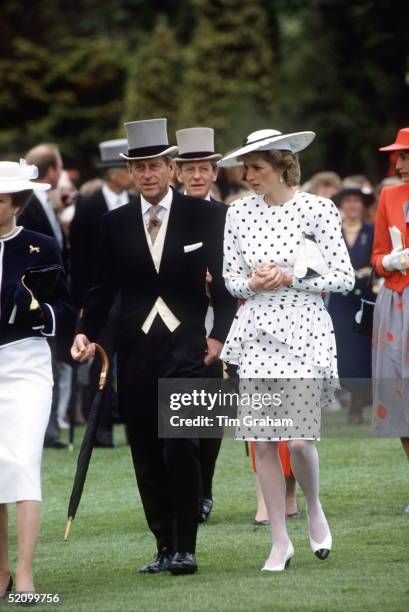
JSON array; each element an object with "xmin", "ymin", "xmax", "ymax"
[
  {"xmin": 122, "ymin": 16, "xmax": 182, "ymax": 139},
  {"xmin": 277, "ymin": 0, "xmax": 409, "ymax": 181},
  {"xmin": 0, "ymin": 35, "xmax": 128, "ymax": 174},
  {"xmin": 179, "ymin": 0, "xmax": 276, "ymax": 152},
  {"xmin": 0, "ymin": 0, "xmax": 408, "ymax": 181}
]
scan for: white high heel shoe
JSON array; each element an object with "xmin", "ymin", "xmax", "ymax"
[
  {"xmin": 261, "ymin": 541, "xmax": 294, "ymax": 572},
  {"xmin": 308, "ymin": 511, "xmax": 332, "ymax": 560}
]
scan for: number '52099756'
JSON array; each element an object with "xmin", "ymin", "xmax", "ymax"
[{"xmin": 7, "ymin": 593, "xmax": 61, "ymax": 604}]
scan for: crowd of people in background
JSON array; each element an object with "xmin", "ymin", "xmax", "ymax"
[
  {"xmin": 33, "ymin": 137, "xmax": 399, "ymax": 443},
  {"xmin": 1, "ymin": 122, "xmax": 408, "ymax": 590}
]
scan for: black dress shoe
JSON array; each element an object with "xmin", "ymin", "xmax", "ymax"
[
  {"xmin": 138, "ymin": 552, "xmax": 172, "ymax": 574},
  {"xmin": 168, "ymin": 552, "xmax": 197, "ymax": 575},
  {"xmin": 198, "ymin": 498, "xmax": 213, "ymax": 523}
]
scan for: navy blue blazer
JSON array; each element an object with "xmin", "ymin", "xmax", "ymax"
[
  {"xmin": 17, "ymin": 194, "xmax": 70, "ymax": 272},
  {"xmin": 0, "ymin": 228, "xmax": 74, "ymax": 347}
]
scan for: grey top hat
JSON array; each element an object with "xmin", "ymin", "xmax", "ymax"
[
  {"xmin": 120, "ymin": 118, "xmax": 177, "ymax": 161},
  {"xmin": 175, "ymin": 127, "xmax": 221, "ymax": 163},
  {"xmin": 98, "ymin": 139, "xmax": 129, "ymax": 167}
]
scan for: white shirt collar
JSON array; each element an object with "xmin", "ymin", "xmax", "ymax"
[
  {"xmin": 182, "ymin": 189, "xmax": 211, "ymax": 201},
  {"xmin": 34, "ymin": 189, "xmax": 49, "ymax": 206},
  {"xmin": 141, "ymin": 188, "xmax": 173, "ymax": 215},
  {"xmin": 102, "ymin": 183, "xmax": 129, "ymax": 211}
]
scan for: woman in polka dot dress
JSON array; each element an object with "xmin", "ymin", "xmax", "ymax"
[{"xmin": 218, "ymin": 129, "xmax": 355, "ymax": 571}]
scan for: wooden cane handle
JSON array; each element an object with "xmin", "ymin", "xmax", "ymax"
[{"xmin": 94, "ymin": 343, "xmax": 109, "ymax": 390}]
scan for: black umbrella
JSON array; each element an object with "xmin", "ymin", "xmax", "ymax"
[{"xmin": 64, "ymin": 343, "xmax": 109, "ymax": 540}]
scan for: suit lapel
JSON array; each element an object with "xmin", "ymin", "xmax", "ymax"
[
  {"xmin": 97, "ymin": 189, "xmax": 109, "ymax": 214},
  {"xmin": 160, "ymin": 190, "xmax": 188, "ymax": 274}
]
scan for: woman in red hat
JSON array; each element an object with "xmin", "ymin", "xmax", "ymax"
[{"xmin": 371, "ymin": 128, "xmax": 409, "ymax": 512}]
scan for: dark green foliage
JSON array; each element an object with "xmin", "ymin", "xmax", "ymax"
[
  {"xmin": 276, "ymin": 0, "xmax": 409, "ymax": 180},
  {"xmin": 0, "ymin": 0, "xmax": 408, "ymax": 181},
  {"xmin": 122, "ymin": 15, "xmax": 183, "ymax": 140},
  {"xmin": 179, "ymin": 0, "xmax": 276, "ymax": 151}
]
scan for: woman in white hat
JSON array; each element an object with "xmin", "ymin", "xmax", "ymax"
[
  {"xmin": 219, "ymin": 130, "xmax": 354, "ymax": 571},
  {"xmin": 0, "ymin": 160, "xmax": 73, "ymax": 597}
]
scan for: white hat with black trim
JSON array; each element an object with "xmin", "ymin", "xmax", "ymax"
[
  {"xmin": 0, "ymin": 160, "xmax": 50, "ymax": 193},
  {"xmin": 218, "ymin": 129, "xmax": 316, "ymax": 167}
]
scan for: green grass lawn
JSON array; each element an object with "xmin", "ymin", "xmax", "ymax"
[{"xmin": 5, "ymin": 422, "xmax": 409, "ymax": 612}]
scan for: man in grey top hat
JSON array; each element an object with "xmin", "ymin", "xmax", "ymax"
[
  {"xmin": 70, "ymin": 139, "xmax": 135, "ymax": 309},
  {"xmin": 70, "ymin": 139, "xmax": 136, "ymax": 448},
  {"xmin": 175, "ymin": 127, "xmax": 228, "ymax": 524},
  {"xmin": 175, "ymin": 127, "xmax": 222, "ymax": 202},
  {"xmin": 71, "ymin": 118, "xmax": 236, "ymax": 575}
]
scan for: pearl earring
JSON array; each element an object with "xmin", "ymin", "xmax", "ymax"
[{"xmin": 279, "ymin": 175, "xmax": 284, "ymax": 183}]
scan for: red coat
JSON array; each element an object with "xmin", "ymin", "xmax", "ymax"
[{"xmin": 371, "ymin": 183, "xmax": 409, "ymax": 293}]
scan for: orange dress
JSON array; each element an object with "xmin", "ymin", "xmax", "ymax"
[
  {"xmin": 371, "ymin": 183, "xmax": 409, "ymax": 292},
  {"xmin": 249, "ymin": 441, "xmax": 292, "ymax": 477},
  {"xmin": 371, "ymin": 183, "xmax": 409, "ymax": 436}
]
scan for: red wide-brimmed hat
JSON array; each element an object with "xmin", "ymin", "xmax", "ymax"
[{"xmin": 379, "ymin": 128, "xmax": 409, "ymax": 152}]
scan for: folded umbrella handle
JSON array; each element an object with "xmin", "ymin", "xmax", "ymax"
[{"xmin": 94, "ymin": 343, "xmax": 109, "ymax": 391}]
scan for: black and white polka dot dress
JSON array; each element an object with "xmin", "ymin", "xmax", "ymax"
[{"xmin": 221, "ymin": 191, "xmax": 355, "ymax": 441}]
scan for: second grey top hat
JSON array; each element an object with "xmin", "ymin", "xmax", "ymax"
[
  {"xmin": 98, "ymin": 139, "xmax": 129, "ymax": 167},
  {"xmin": 120, "ymin": 118, "xmax": 178, "ymax": 161},
  {"xmin": 175, "ymin": 127, "xmax": 221, "ymax": 162}
]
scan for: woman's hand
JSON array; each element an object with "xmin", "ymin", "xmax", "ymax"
[
  {"xmin": 248, "ymin": 263, "xmax": 291, "ymax": 292},
  {"xmin": 71, "ymin": 334, "xmax": 96, "ymax": 363},
  {"xmin": 382, "ymin": 248, "xmax": 409, "ymax": 272}
]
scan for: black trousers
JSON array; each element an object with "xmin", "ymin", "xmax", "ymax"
[
  {"xmin": 199, "ymin": 360, "xmax": 224, "ymax": 500},
  {"xmin": 117, "ymin": 317, "xmax": 207, "ymax": 554}
]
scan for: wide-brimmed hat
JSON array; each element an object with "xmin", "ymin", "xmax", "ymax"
[
  {"xmin": 120, "ymin": 118, "xmax": 177, "ymax": 161},
  {"xmin": 0, "ymin": 160, "xmax": 50, "ymax": 194},
  {"xmin": 174, "ymin": 127, "xmax": 221, "ymax": 163},
  {"xmin": 218, "ymin": 129, "xmax": 316, "ymax": 167},
  {"xmin": 333, "ymin": 187, "xmax": 374, "ymax": 208},
  {"xmin": 98, "ymin": 139, "xmax": 129, "ymax": 167},
  {"xmin": 379, "ymin": 128, "xmax": 409, "ymax": 152}
]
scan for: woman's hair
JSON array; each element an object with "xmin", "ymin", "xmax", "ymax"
[
  {"xmin": 249, "ymin": 150, "xmax": 301, "ymax": 186},
  {"xmin": 305, "ymin": 171, "xmax": 341, "ymax": 195},
  {"xmin": 11, "ymin": 190, "xmax": 33, "ymax": 214}
]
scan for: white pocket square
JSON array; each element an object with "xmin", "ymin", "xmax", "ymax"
[{"xmin": 184, "ymin": 242, "xmax": 203, "ymax": 253}]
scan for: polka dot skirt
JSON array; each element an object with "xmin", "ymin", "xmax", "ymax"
[{"xmin": 220, "ymin": 191, "xmax": 354, "ymax": 441}]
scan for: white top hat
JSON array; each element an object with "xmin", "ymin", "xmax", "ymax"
[
  {"xmin": 120, "ymin": 118, "xmax": 177, "ymax": 161},
  {"xmin": 174, "ymin": 127, "xmax": 221, "ymax": 162},
  {"xmin": 98, "ymin": 139, "xmax": 129, "ymax": 167},
  {"xmin": 218, "ymin": 129, "xmax": 316, "ymax": 167},
  {"xmin": 0, "ymin": 160, "xmax": 50, "ymax": 194}
]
